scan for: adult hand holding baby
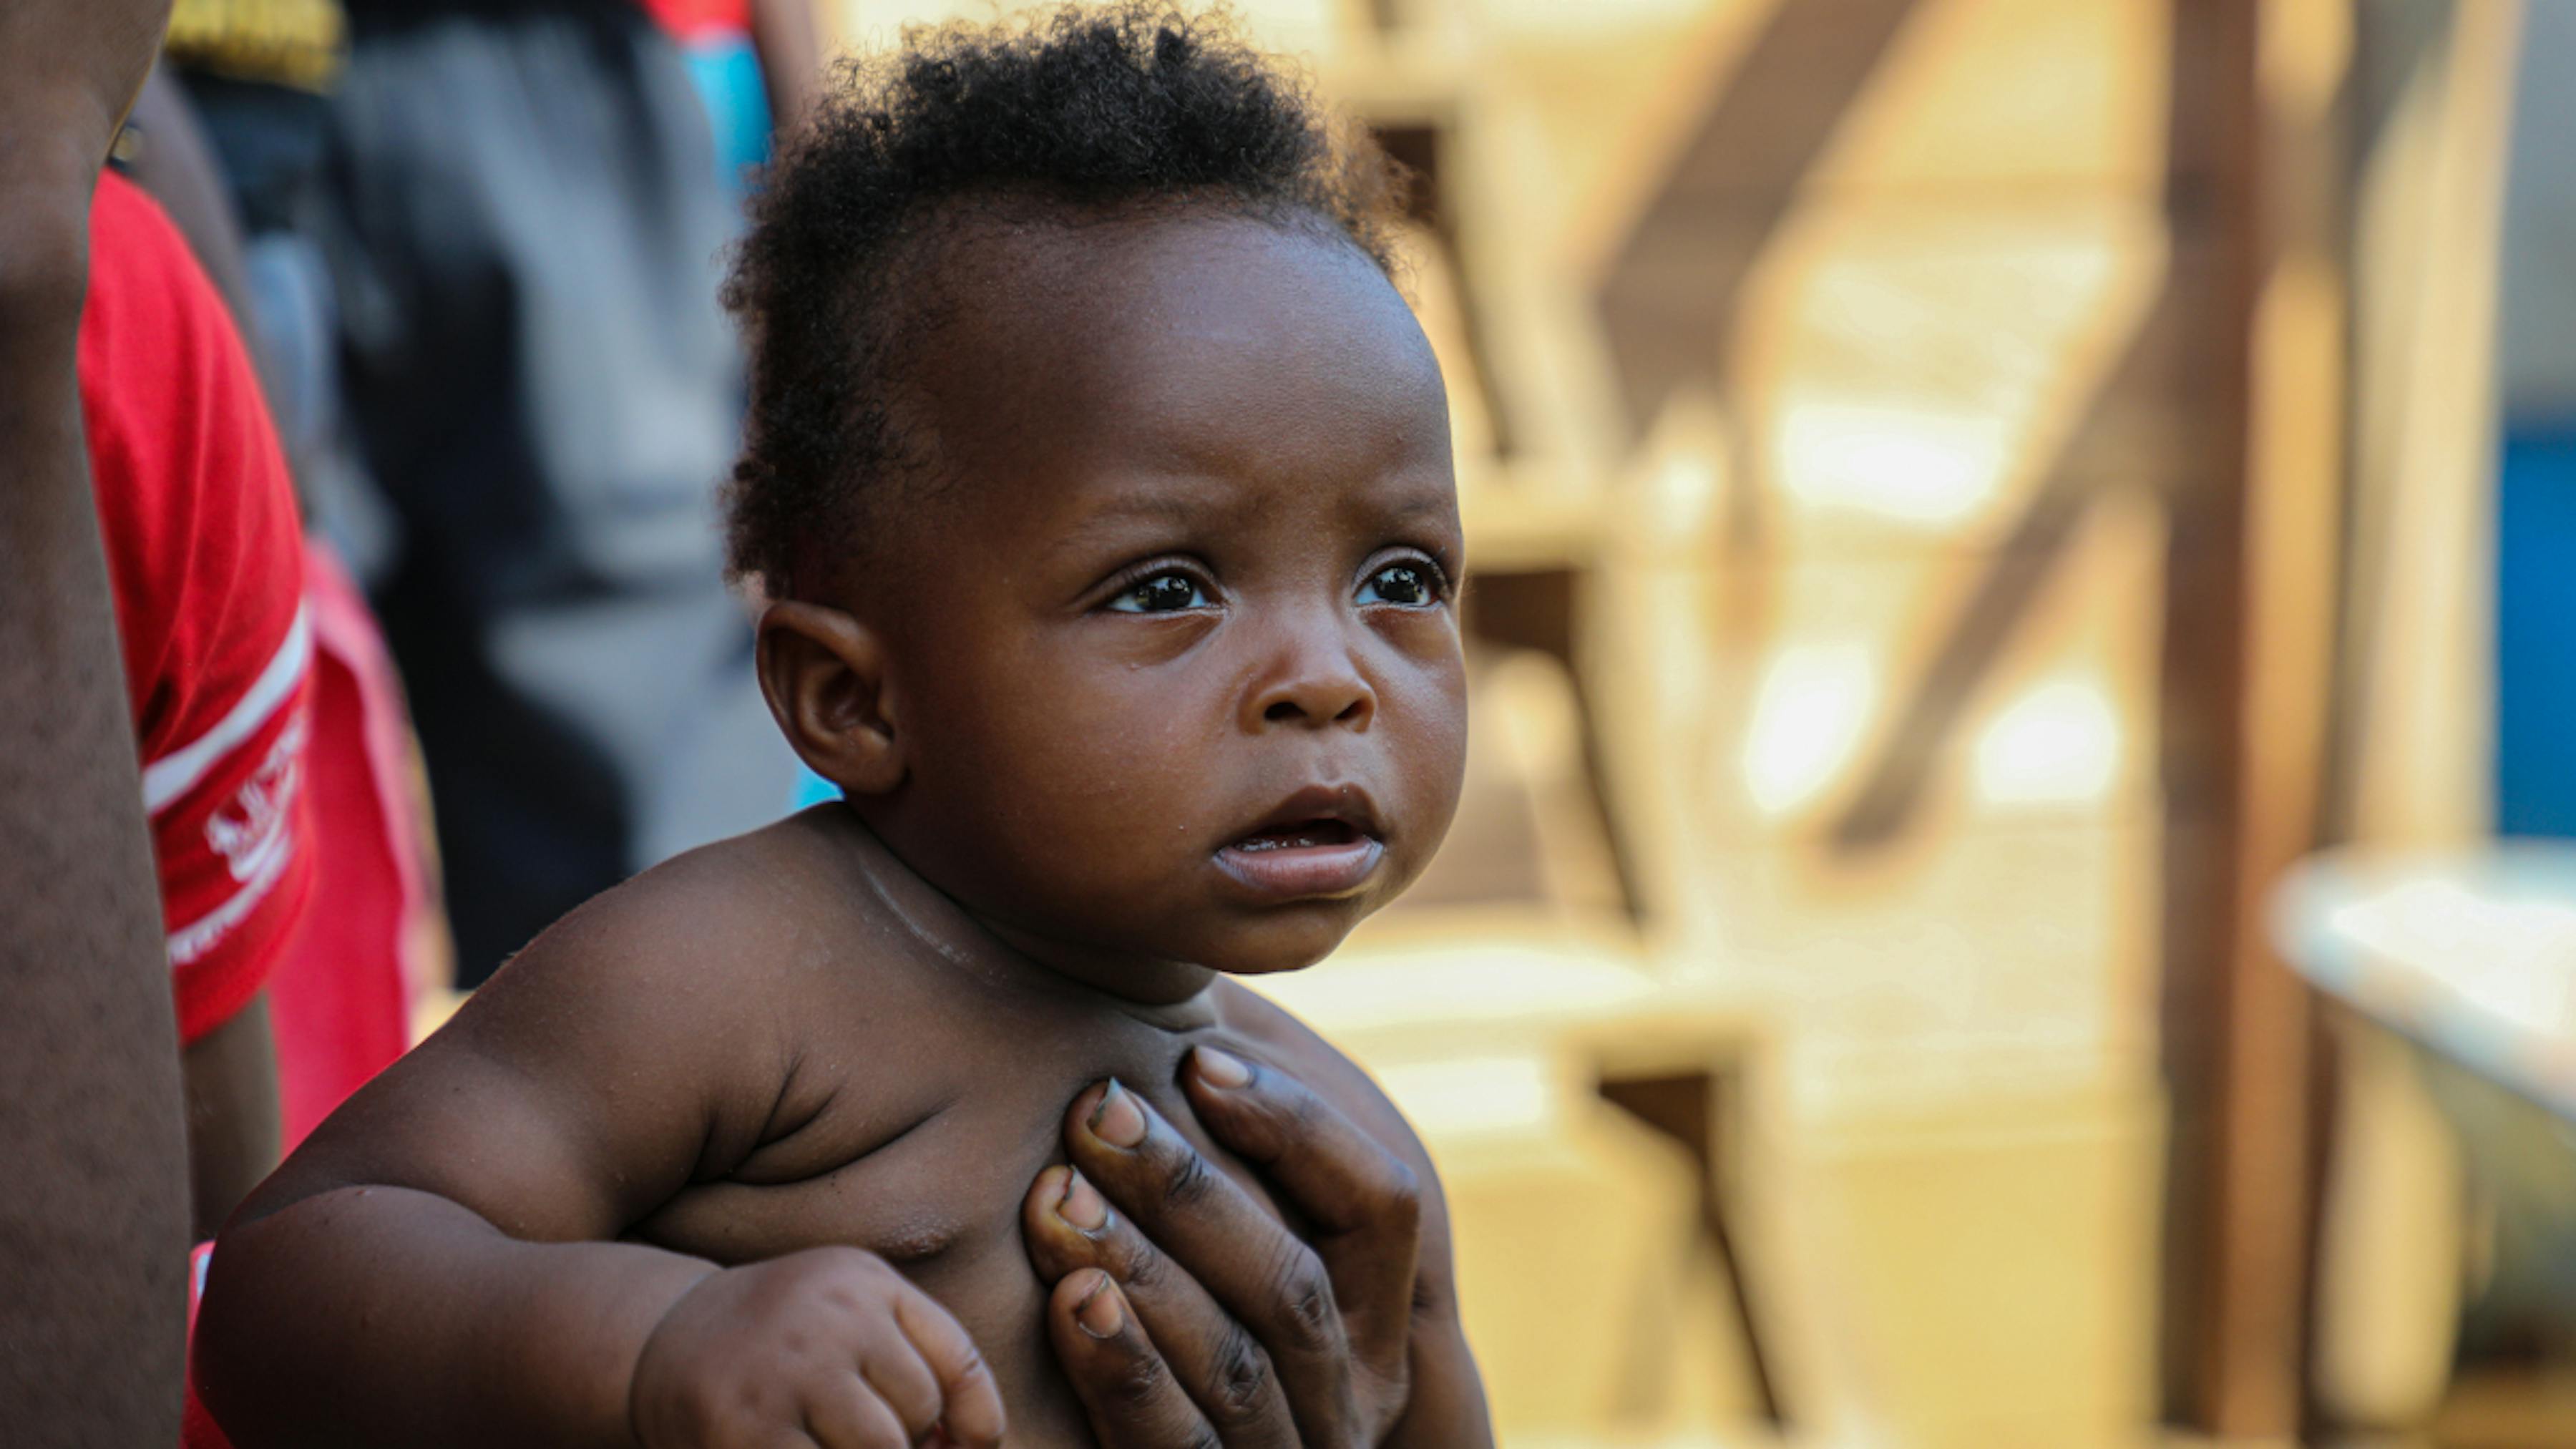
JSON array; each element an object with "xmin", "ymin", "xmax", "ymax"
[
  {"xmin": 1024, "ymin": 1046, "xmax": 1435, "ymax": 1448},
  {"xmin": 619, "ymin": 1040, "xmax": 1428, "ymax": 1449}
]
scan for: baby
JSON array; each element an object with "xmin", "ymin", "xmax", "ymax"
[{"xmin": 195, "ymin": 7, "xmax": 1489, "ymax": 1447}]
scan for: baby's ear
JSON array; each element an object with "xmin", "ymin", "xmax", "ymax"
[{"xmin": 756, "ymin": 600, "xmax": 905, "ymax": 796}]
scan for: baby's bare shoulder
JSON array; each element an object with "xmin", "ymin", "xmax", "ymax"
[
  {"xmin": 434, "ymin": 811, "xmax": 953, "ymax": 1146},
  {"xmin": 499, "ymin": 809, "xmax": 919, "ymax": 1002},
  {"xmin": 245, "ymin": 810, "xmax": 980, "ymax": 1238}
]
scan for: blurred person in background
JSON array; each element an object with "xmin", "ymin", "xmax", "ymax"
[
  {"xmin": 148, "ymin": 0, "xmax": 346, "ymax": 491},
  {"xmin": 316, "ymin": 0, "xmax": 800, "ymax": 987},
  {"xmin": 117, "ymin": 52, "xmax": 443, "ymax": 1171},
  {"xmin": 646, "ymin": 0, "xmax": 821, "ymax": 200}
]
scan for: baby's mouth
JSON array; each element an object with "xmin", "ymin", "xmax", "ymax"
[
  {"xmin": 1213, "ymin": 803, "xmax": 1385, "ymax": 901},
  {"xmin": 1228, "ymin": 818, "xmax": 1364, "ymax": 853}
]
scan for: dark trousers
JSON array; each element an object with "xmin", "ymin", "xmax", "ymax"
[{"xmin": 319, "ymin": 4, "xmax": 793, "ymax": 982}]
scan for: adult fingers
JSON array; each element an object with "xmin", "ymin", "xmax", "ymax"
[
  {"xmin": 1048, "ymin": 1271, "xmax": 1225, "ymax": 1449},
  {"xmin": 1023, "ymin": 1166, "xmax": 1297, "ymax": 1448},
  {"xmin": 1063, "ymin": 1081, "xmax": 1359, "ymax": 1439},
  {"xmin": 1181, "ymin": 1047, "xmax": 1423, "ymax": 1360},
  {"xmin": 889, "ymin": 1287, "xmax": 1007, "ymax": 1448}
]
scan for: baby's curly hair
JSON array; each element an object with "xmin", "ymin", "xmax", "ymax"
[{"xmin": 721, "ymin": 3, "xmax": 1408, "ymax": 595}]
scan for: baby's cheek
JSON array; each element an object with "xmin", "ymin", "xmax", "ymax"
[
  {"xmin": 1397, "ymin": 670, "xmax": 1470, "ymax": 803},
  {"xmin": 1412, "ymin": 716, "xmax": 1471, "ymax": 879},
  {"xmin": 1009, "ymin": 716, "xmax": 1223, "ymax": 874}
]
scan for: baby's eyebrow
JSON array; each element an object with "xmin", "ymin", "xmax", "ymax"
[
  {"xmin": 1045, "ymin": 468, "xmax": 1461, "ymax": 562},
  {"xmin": 1048, "ymin": 484, "xmax": 1231, "ymax": 554},
  {"xmin": 1372, "ymin": 490, "xmax": 1460, "ymax": 527}
]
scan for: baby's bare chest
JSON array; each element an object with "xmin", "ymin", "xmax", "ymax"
[{"xmin": 630, "ymin": 1021, "xmax": 1262, "ymax": 1445}]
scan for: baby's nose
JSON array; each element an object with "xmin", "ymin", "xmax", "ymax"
[{"xmin": 1245, "ymin": 628, "xmax": 1375, "ymax": 731}]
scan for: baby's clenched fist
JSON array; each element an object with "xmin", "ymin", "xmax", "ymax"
[{"xmin": 630, "ymin": 1246, "xmax": 1005, "ymax": 1448}]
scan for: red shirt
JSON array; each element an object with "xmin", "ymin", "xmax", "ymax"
[
  {"xmin": 270, "ymin": 540, "xmax": 426, "ymax": 1147},
  {"xmin": 635, "ymin": 0, "xmax": 750, "ymax": 42},
  {"xmin": 79, "ymin": 172, "xmax": 316, "ymax": 1046}
]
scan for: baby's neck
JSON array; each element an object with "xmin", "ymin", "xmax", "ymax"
[
  {"xmin": 822, "ymin": 806, "xmax": 1222, "ymax": 1016},
  {"xmin": 977, "ymin": 916, "xmax": 1221, "ymax": 1017}
]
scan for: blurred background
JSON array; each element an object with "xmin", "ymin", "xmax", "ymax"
[{"xmin": 132, "ymin": 0, "xmax": 2576, "ymax": 1443}]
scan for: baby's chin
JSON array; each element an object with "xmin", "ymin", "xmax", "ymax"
[
  {"xmin": 1006, "ymin": 862, "xmax": 1417, "ymax": 983},
  {"xmin": 1185, "ymin": 897, "xmax": 1387, "ymax": 979}
]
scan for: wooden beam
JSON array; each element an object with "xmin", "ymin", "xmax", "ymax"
[{"xmin": 2153, "ymin": 0, "xmax": 2298, "ymax": 1433}]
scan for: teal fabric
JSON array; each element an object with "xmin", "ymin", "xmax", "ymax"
[
  {"xmin": 791, "ymin": 766, "xmax": 841, "ymax": 811},
  {"xmin": 680, "ymin": 31, "xmax": 771, "ymax": 199}
]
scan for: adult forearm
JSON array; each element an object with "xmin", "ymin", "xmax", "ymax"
[
  {"xmin": 181, "ymin": 992, "xmax": 283, "ymax": 1239},
  {"xmin": 0, "ymin": 231, "xmax": 193, "ymax": 1443},
  {"xmin": 196, "ymin": 1185, "xmax": 718, "ymax": 1449}
]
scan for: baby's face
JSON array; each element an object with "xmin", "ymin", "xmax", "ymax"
[{"xmin": 851, "ymin": 210, "xmax": 1465, "ymax": 980}]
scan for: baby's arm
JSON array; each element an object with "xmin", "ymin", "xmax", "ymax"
[{"xmin": 193, "ymin": 857, "xmax": 1002, "ymax": 1449}]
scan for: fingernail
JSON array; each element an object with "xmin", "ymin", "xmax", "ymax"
[
  {"xmin": 1194, "ymin": 1045, "xmax": 1252, "ymax": 1088},
  {"xmin": 1088, "ymin": 1080, "xmax": 1146, "ymax": 1148},
  {"xmin": 1075, "ymin": 1274, "xmax": 1124, "ymax": 1338},
  {"xmin": 1056, "ymin": 1169, "xmax": 1109, "ymax": 1233}
]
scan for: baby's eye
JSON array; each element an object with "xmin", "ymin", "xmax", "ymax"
[
  {"xmin": 1106, "ymin": 572, "xmax": 1211, "ymax": 613},
  {"xmin": 1356, "ymin": 562, "xmax": 1439, "ymax": 608}
]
